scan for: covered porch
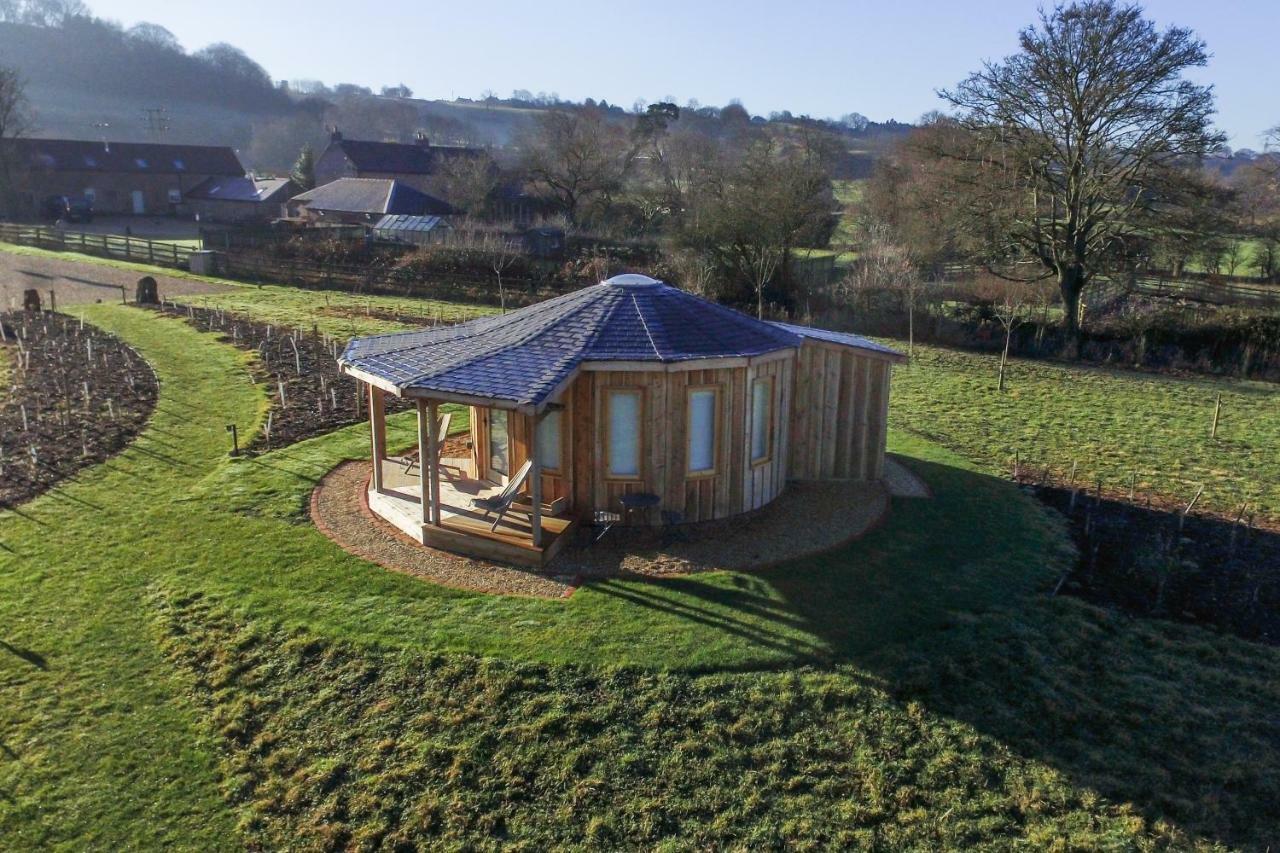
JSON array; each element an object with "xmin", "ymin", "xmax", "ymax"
[{"xmin": 363, "ymin": 387, "xmax": 575, "ymax": 568}]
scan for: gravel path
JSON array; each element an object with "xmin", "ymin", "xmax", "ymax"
[
  {"xmin": 313, "ymin": 459, "xmax": 894, "ymax": 597},
  {"xmin": 559, "ymin": 480, "xmax": 891, "ymax": 578},
  {"xmin": 883, "ymin": 456, "xmax": 933, "ymax": 498},
  {"xmin": 0, "ymin": 248, "xmax": 230, "ymax": 308}
]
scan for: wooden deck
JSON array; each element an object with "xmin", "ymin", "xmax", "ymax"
[{"xmin": 369, "ymin": 457, "xmax": 576, "ymax": 567}]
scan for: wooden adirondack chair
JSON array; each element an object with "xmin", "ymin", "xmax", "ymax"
[
  {"xmin": 402, "ymin": 412, "xmax": 452, "ymax": 476},
  {"xmin": 470, "ymin": 459, "xmax": 534, "ymax": 532}
]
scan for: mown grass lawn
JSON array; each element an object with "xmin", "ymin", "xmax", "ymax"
[
  {"xmin": 0, "ymin": 305, "xmax": 1277, "ymax": 848},
  {"xmin": 891, "ymin": 343, "xmax": 1280, "ymax": 522}
]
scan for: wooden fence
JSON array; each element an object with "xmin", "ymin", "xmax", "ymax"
[{"xmin": 0, "ymin": 223, "xmax": 195, "ymax": 269}]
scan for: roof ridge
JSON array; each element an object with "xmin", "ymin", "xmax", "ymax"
[{"xmin": 631, "ymin": 292, "xmax": 664, "ymax": 360}]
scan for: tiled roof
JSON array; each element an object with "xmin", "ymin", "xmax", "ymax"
[
  {"xmin": 332, "ymin": 138, "xmax": 480, "ymax": 174},
  {"xmin": 340, "ymin": 275, "xmax": 904, "ymax": 407},
  {"xmin": 3, "ymin": 138, "xmax": 243, "ymax": 175},
  {"xmin": 185, "ymin": 176, "xmax": 296, "ymax": 203},
  {"xmin": 768, "ymin": 322, "xmax": 906, "ymax": 360},
  {"xmin": 290, "ymin": 178, "xmax": 455, "ymax": 215}
]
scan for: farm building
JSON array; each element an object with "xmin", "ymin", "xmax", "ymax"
[
  {"xmin": 286, "ymin": 178, "xmax": 457, "ymax": 225},
  {"xmin": 339, "ymin": 274, "xmax": 905, "ymax": 566},
  {"xmin": 0, "ymin": 138, "xmax": 244, "ymax": 217},
  {"xmin": 184, "ymin": 176, "xmax": 297, "ymax": 224},
  {"xmin": 314, "ymin": 130, "xmax": 482, "ymax": 200}
]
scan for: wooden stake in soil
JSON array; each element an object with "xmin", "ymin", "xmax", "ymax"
[
  {"xmin": 1179, "ymin": 485, "xmax": 1205, "ymax": 532},
  {"xmin": 1211, "ymin": 393, "xmax": 1222, "ymax": 439}
]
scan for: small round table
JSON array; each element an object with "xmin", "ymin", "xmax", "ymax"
[{"xmin": 618, "ymin": 492, "xmax": 661, "ymax": 526}]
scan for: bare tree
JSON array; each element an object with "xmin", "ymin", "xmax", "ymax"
[
  {"xmin": 982, "ymin": 280, "xmax": 1039, "ymax": 392},
  {"xmin": 847, "ymin": 225, "xmax": 921, "ymax": 354},
  {"xmin": 483, "ymin": 232, "xmax": 520, "ymax": 312},
  {"xmin": 518, "ymin": 107, "xmax": 638, "ymax": 226},
  {"xmin": 937, "ymin": 1, "xmax": 1225, "ymax": 344},
  {"xmin": 683, "ymin": 136, "xmax": 836, "ymax": 317},
  {"xmin": 436, "ymin": 153, "xmax": 499, "ymax": 218},
  {"xmin": 0, "ymin": 65, "xmax": 32, "ymax": 213}
]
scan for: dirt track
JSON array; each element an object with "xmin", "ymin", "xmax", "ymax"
[{"xmin": 0, "ymin": 247, "xmax": 230, "ymax": 308}]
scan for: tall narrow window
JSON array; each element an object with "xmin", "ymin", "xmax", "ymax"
[
  {"xmin": 537, "ymin": 409, "xmax": 562, "ymax": 472},
  {"xmin": 751, "ymin": 377, "xmax": 773, "ymax": 463},
  {"xmin": 687, "ymin": 387, "xmax": 717, "ymax": 474},
  {"xmin": 606, "ymin": 390, "xmax": 641, "ymax": 477}
]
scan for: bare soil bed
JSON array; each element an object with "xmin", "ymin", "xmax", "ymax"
[
  {"xmin": 1020, "ymin": 477, "xmax": 1280, "ymax": 645},
  {"xmin": 147, "ymin": 302, "xmax": 413, "ymax": 450},
  {"xmin": 0, "ymin": 310, "xmax": 158, "ymax": 508}
]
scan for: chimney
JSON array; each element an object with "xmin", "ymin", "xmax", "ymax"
[{"xmin": 414, "ymin": 132, "xmax": 430, "ymax": 147}]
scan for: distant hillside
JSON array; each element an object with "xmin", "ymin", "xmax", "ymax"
[{"xmin": 0, "ymin": 14, "xmax": 911, "ymax": 174}]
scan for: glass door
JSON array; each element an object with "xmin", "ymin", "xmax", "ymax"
[{"xmin": 488, "ymin": 409, "xmax": 509, "ymax": 481}]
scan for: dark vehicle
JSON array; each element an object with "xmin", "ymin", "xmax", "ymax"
[{"xmin": 42, "ymin": 195, "xmax": 94, "ymax": 224}]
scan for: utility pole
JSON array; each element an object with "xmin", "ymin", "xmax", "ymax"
[{"xmin": 141, "ymin": 107, "xmax": 170, "ymax": 140}]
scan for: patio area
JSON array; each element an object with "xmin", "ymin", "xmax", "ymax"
[{"xmin": 369, "ymin": 454, "xmax": 576, "ymax": 567}]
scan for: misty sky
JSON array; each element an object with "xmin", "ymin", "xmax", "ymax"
[{"xmin": 90, "ymin": 0, "xmax": 1276, "ymax": 148}]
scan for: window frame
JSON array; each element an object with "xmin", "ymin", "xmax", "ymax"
[
  {"xmin": 750, "ymin": 375, "xmax": 775, "ymax": 466},
  {"xmin": 603, "ymin": 387, "xmax": 644, "ymax": 481},
  {"xmin": 685, "ymin": 384, "xmax": 721, "ymax": 478}
]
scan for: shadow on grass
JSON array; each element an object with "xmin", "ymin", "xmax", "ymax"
[
  {"xmin": 595, "ymin": 454, "xmax": 1279, "ymax": 848},
  {"xmin": 0, "ymin": 639, "xmax": 48, "ymax": 669}
]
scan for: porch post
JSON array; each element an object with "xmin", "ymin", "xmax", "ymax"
[
  {"xmin": 530, "ymin": 411, "xmax": 543, "ymax": 548},
  {"xmin": 416, "ymin": 398, "xmax": 431, "ymax": 525},
  {"xmin": 426, "ymin": 399, "xmax": 442, "ymax": 526},
  {"xmin": 368, "ymin": 384, "xmax": 386, "ymax": 492}
]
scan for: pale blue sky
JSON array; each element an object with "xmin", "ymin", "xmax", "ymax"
[{"xmin": 91, "ymin": 0, "xmax": 1275, "ymax": 148}]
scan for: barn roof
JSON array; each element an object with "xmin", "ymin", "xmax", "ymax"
[
  {"xmin": 340, "ymin": 275, "xmax": 904, "ymax": 410},
  {"xmin": 290, "ymin": 178, "xmax": 456, "ymax": 216},
  {"xmin": 328, "ymin": 137, "xmax": 482, "ymax": 175},
  {"xmin": 185, "ymin": 176, "xmax": 296, "ymax": 203},
  {"xmin": 3, "ymin": 138, "xmax": 244, "ymax": 176}
]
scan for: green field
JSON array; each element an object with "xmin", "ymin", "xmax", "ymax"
[
  {"xmin": 1, "ymin": 252, "xmax": 1279, "ymax": 846},
  {"xmin": 891, "ymin": 344, "xmax": 1280, "ymax": 522}
]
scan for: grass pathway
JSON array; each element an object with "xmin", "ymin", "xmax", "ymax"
[{"xmin": 0, "ymin": 305, "xmax": 263, "ymax": 849}]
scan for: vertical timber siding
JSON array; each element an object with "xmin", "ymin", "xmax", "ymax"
[{"xmin": 788, "ymin": 342, "xmax": 893, "ymax": 481}]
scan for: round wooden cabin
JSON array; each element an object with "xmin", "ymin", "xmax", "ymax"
[{"xmin": 339, "ymin": 274, "xmax": 904, "ymax": 566}]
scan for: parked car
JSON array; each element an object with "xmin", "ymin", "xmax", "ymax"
[{"xmin": 42, "ymin": 195, "xmax": 94, "ymax": 224}]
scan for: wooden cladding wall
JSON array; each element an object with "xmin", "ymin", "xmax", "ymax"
[
  {"xmin": 788, "ymin": 343, "xmax": 892, "ymax": 481},
  {"xmin": 469, "ymin": 405, "xmax": 572, "ymax": 506},
  {"xmin": 561, "ymin": 359, "xmax": 793, "ymax": 524}
]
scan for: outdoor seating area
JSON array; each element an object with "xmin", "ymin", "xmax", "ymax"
[{"xmin": 370, "ymin": 453, "xmax": 576, "ymax": 567}]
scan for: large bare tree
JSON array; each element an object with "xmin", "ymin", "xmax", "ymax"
[
  {"xmin": 938, "ymin": 1, "xmax": 1225, "ymax": 340},
  {"xmin": 518, "ymin": 107, "xmax": 638, "ymax": 226}
]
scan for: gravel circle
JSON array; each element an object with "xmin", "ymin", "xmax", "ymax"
[
  {"xmin": 311, "ymin": 460, "xmax": 577, "ymax": 598},
  {"xmin": 313, "ymin": 459, "xmax": 895, "ymax": 597}
]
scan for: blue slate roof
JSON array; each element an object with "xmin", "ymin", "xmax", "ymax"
[
  {"xmin": 340, "ymin": 275, "xmax": 904, "ymax": 408},
  {"xmin": 291, "ymin": 178, "xmax": 456, "ymax": 216},
  {"xmin": 767, "ymin": 321, "xmax": 906, "ymax": 359}
]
